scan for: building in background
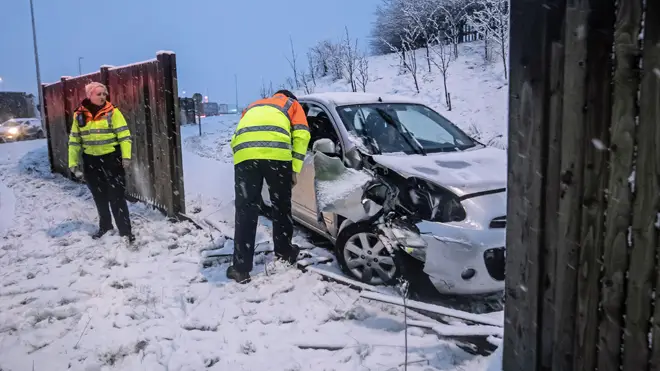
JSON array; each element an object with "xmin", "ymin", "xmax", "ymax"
[{"xmin": 202, "ymin": 102, "xmax": 219, "ymax": 116}]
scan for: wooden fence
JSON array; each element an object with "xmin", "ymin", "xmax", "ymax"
[
  {"xmin": 503, "ymin": 1, "xmax": 659, "ymax": 370},
  {"xmin": 42, "ymin": 52, "xmax": 186, "ymax": 217}
]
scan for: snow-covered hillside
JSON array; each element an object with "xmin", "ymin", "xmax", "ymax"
[{"xmin": 296, "ymin": 42, "xmax": 509, "ymax": 150}]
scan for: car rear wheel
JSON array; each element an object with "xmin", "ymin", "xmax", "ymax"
[{"xmin": 335, "ymin": 222, "xmax": 400, "ymax": 286}]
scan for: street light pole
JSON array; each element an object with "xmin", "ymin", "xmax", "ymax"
[
  {"xmin": 78, "ymin": 57, "xmax": 84, "ymax": 75},
  {"xmin": 29, "ymin": 0, "xmax": 46, "ymax": 124},
  {"xmin": 234, "ymin": 74, "xmax": 239, "ymax": 112}
]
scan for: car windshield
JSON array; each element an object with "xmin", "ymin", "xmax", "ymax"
[{"xmin": 336, "ymin": 103, "xmax": 478, "ymax": 155}]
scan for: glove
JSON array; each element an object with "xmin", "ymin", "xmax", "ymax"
[
  {"xmin": 122, "ymin": 159, "xmax": 131, "ymax": 169},
  {"xmin": 70, "ymin": 166, "xmax": 83, "ymax": 179},
  {"xmin": 292, "ymin": 172, "xmax": 298, "ymax": 187}
]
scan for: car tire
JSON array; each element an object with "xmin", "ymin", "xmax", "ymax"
[
  {"xmin": 37, "ymin": 130, "xmax": 45, "ymax": 139},
  {"xmin": 335, "ymin": 222, "xmax": 401, "ymax": 286}
]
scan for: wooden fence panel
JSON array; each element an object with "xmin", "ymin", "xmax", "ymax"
[
  {"xmin": 503, "ymin": 0, "xmax": 566, "ymax": 369},
  {"xmin": 574, "ymin": 1, "xmax": 615, "ymax": 370},
  {"xmin": 42, "ymin": 81, "xmax": 67, "ymax": 174},
  {"xmin": 624, "ymin": 0, "xmax": 660, "ymax": 369},
  {"xmin": 598, "ymin": 2, "xmax": 644, "ymax": 370},
  {"xmin": 42, "ymin": 53, "xmax": 185, "ymax": 217},
  {"xmin": 643, "ymin": 3, "xmax": 660, "ymax": 369},
  {"xmin": 505, "ymin": 0, "xmax": 659, "ymax": 370}
]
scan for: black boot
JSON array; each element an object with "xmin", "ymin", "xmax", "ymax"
[
  {"xmin": 276, "ymin": 244, "xmax": 301, "ymax": 265},
  {"xmin": 226, "ymin": 265, "xmax": 251, "ymax": 284},
  {"xmin": 121, "ymin": 233, "xmax": 136, "ymax": 244},
  {"xmin": 92, "ymin": 228, "xmax": 113, "ymax": 240}
]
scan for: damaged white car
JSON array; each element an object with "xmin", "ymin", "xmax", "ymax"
[{"xmin": 262, "ymin": 92, "xmax": 507, "ymax": 296}]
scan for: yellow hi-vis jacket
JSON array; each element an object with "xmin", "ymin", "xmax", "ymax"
[
  {"xmin": 231, "ymin": 93, "xmax": 310, "ymax": 173},
  {"xmin": 68, "ymin": 101, "xmax": 132, "ymax": 168}
]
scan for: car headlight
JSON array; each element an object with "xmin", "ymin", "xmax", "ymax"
[
  {"xmin": 390, "ymin": 226, "xmax": 427, "ymax": 248},
  {"xmin": 8, "ymin": 127, "xmax": 19, "ymax": 135}
]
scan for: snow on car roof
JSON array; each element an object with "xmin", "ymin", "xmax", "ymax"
[{"xmin": 301, "ymin": 92, "xmax": 425, "ymax": 107}]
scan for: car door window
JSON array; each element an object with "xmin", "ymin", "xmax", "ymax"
[{"xmin": 303, "ymin": 103, "xmax": 341, "ymax": 154}]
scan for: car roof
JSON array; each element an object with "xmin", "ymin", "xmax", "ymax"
[{"xmin": 300, "ymin": 92, "xmax": 425, "ymax": 107}]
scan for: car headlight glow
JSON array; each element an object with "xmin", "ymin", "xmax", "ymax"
[{"xmin": 8, "ymin": 127, "xmax": 19, "ymax": 135}]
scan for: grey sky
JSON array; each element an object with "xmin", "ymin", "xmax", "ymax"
[{"xmin": 0, "ymin": 0, "xmax": 379, "ymax": 106}]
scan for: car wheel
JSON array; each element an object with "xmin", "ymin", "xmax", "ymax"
[
  {"xmin": 37, "ymin": 130, "xmax": 45, "ymax": 139},
  {"xmin": 335, "ymin": 222, "xmax": 400, "ymax": 286}
]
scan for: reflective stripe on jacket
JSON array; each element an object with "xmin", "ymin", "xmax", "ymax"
[
  {"xmin": 68, "ymin": 102, "xmax": 132, "ymax": 168},
  {"xmin": 231, "ymin": 93, "xmax": 310, "ymax": 173}
]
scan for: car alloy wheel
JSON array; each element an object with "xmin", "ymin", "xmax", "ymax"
[{"xmin": 336, "ymin": 223, "xmax": 399, "ymax": 285}]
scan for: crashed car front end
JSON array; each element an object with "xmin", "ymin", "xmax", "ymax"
[
  {"xmin": 415, "ymin": 193, "xmax": 506, "ymax": 295},
  {"xmin": 371, "ymin": 178, "xmax": 507, "ymax": 295}
]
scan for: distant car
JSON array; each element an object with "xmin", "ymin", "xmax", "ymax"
[
  {"xmin": 0, "ymin": 118, "xmax": 45, "ymax": 143},
  {"xmin": 261, "ymin": 92, "xmax": 507, "ymax": 296}
]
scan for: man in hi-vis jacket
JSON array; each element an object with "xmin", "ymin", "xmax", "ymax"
[{"xmin": 227, "ymin": 90, "xmax": 310, "ymax": 283}]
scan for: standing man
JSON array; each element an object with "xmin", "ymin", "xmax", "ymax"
[{"xmin": 227, "ymin": 90, "xmax": 310, "ymax": 283}]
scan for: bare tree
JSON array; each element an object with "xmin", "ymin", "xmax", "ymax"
[
  {"xmin": 402, "ymin": 0, "xmax": 443, "ymax": 73},
  {"xmin": 439, "ymin": 0, "xmax": 471, "ymax": 59},
  {"xmin": 382, "ymin": 37, "xmax": 408, "ymax": 74},
  {"xmin": 259, "ymin": 78, "xmax": 268, "ymax": 98},
  {"xmin": 341, "ymin": 26, "xmax": 359, "ymax": 92},
  {"xmin": 285, "ymin": 35, "xmax": 301, "ymax": 88},
  {"xmin": 268, "ymin": 81, "xmax": 274, "ymax": 96},
  {"xmin": 371, "ymin": 0, "xmax": 408, "ymax": 55},
  {"xmin": 306, "ymin": 51, "xmax": 317, "ymax": 86},
  {"xmin": 285, "ymin": 77, "xmax": 295, "ymax": 90},
  {"xmin": 400, "ymin": 24, "xmax": 422, "ymax": 93},
  {"xmin": 311, "ymin": 40, "xmax": 338, "ymax": 77},
  {"xmin": 429, "ymin": 40, "xmax": 453, "ymax": 110},
  {"xmin": 467, "ymin": 0, "xmax": 509, "ymax": 79},
  {"xmin": 299, "ymin": 71, "xmax": 314, "ymax": 95},
  {"xmin": 328, "ymin": 42, "xmax": 345, "ymax": 81},
  {"xmin": 356, "ymin": 53, "xmax": 370, "ymax": 92}
]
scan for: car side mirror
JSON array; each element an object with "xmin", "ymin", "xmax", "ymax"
[
  {"xmin": 345, "ymin": 147, "xmax": 363, "ymax": 170},
  {"xmin": 312, "ymin": 138, "xmax": 336, "ymax": 155}
]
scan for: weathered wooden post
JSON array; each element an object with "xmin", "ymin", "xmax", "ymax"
[{"xmin": 504, "ymin": 0, "xmax": 659, "ymax": 370}]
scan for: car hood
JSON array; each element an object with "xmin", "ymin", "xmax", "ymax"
[{"xmin": 371, "ymin": 146, "xmax": 507, "ymax": 197}]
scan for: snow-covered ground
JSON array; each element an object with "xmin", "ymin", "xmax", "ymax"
[{"xmin": 0, "ymin": 115, "xmax": 500, "ymax": 371}]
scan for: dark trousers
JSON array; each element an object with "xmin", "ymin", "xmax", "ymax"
[
  {"xmin": 82, "ymin": 147, "xmax": 132, "ymax": 236},
  {"xmin": 233, "ymin": 159, "xmax": 293, "ymax": 273}
]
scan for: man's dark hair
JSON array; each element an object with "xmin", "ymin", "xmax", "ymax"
[{"xmin": 274, "ymin": 89, "xmax": 298, "ymax": 101}]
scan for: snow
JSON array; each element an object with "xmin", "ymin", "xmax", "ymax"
[
  {"xmin": 372, "ymin": 147, "xmax": 507, "ymax": 195},
  {"xmin": 0, "ymin": 178, "xmax": 16, "ymax": 235},
  {"xmin": 0, "ymin": 116, "xmax": 500, "ymax": 370},
  {"xmin": 108, "ymin": 59, "xmax": 158, "ymax": 71},
  {"xmin": 591, "ymin": 138, "xmax": 607, "ymax": 150},
  {"xmin": 0, "ymin": 41, "xmax": 509, "ymax": 369},
  {"xmin": 299, "ymin": 42, "xmax": 509, "ymax": 149}
]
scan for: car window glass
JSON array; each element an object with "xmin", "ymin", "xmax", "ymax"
[
  {"xmin": 396, "ymin": 108, "xmax": 455, "ymax": 144},
  {"xmin": 305, "ymin": 103, "xmax": 340, "ymax": 152}
]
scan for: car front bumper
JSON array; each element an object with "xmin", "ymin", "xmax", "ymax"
[{"xmin": 416, "ymin": 221, "xmax": 505, "ymax": 295}]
